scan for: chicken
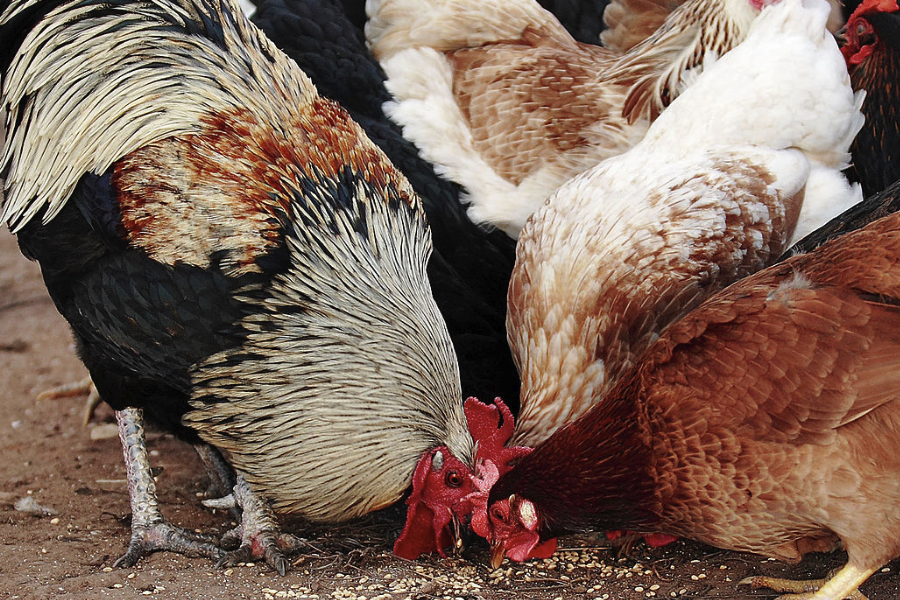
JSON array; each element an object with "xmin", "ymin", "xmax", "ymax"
[
  {"xmin": 365, "ymin": 0, "xmax": 778, "ymax": 237},
  {"xmin": 505, "ymin": 0, "xmax": 863, "ymax": 448},
  {"xmin": 485, "ymin": 200, "xmax": 900, "ymax": 600},
  {"xmin": 249, "ymin": 0, "xmax": 520, "ymax": 406},
  {"xmin": 840, "ymin": 0, "xmax": 900, "ymax": 198},
  {"xmin": 1, "ymin": 0, "xmax": 493, "ymax": 572}
]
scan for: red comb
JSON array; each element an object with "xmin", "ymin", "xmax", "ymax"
[
  {"xmin": 394, "ymin": 398, "xmax": 530, "ymax": 559},
  {"xmin": 393, "ymin": 451, "xmax": 454, "ymax": 560},
  {"xmin": 464, "ymin": 397, "xmax": 532, "ymax": 470},
  {"xmin": 850, "ymin": 0, "xmax": 898, "ymax": 18},
  {"xmin": 462, "ymin": 397, "xmax": 534, "ymax": 541}
]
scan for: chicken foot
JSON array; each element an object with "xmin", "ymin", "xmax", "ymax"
[
  {"xmin": 203, "ymin": 475, "xmax": 305, "ymax": 576},
  {"xmin": 37, "ymin": 375, "xmax": 101, "ymax": 425},
  {"xmin": 739, "ymin": 562, "xmax": 876, "ymax": 600},
  {"xmin": 114, "ymin": 407, "xmax": 224, "ymax": 568}
]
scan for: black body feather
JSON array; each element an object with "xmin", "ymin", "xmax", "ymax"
[{"xmin": 845, "ymin": 11, "xmax": 900, "ymax": 198}]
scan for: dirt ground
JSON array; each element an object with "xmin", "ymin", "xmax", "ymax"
[{"xmin": 2, "ymin": 226, "xmax": 900, "ymax": 600}]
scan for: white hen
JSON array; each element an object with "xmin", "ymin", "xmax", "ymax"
[{"xmin": 508, "ymin": 0, "xmax": 864, "ymax": 446}]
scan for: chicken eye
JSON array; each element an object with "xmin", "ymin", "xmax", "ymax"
[
  {"xmin": 855, "ymin": 20, "xmax": 876, "ymax": 46},
  {"xmin": 444, "ymin": 469, "xmax": 463, "ymax": 488},
  {"xmin": 490, "ymin": 507, "xmax": 507, "ymax": 523}
]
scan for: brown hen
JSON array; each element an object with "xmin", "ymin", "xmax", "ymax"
[{"xmin": 486, "ymin": 197, "xmax": 900, "ymax": 600}]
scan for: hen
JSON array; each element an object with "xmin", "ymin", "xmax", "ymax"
[
  {"xmin": 365, "ymin": 0, "xmax": 778, "ymax": 237},
  {"xmin": 1, "ymin": 0, "xmax": 489, "ymax": 572},
  {"xmin": 506, "ymin": 0, "xmax": 863, "ymax": 448},
  {"xmin": 485, "ymin": 199, "xmax": 900, "ymax": 600},
  {"xmin": 840, "ymin": 0, "xmax": 900, "ymax": 198}
]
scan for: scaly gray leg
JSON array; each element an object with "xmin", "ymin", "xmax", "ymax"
[
  {"xmin": 193, "ymin": 443, "xmax": 236, "ymax": 500},
  {"xmin": 203, "ymin": 476, "xmax": 305, "ymax": 575},
  {"xmin": 113, "ymin": 407, "xmax": 224, "ymax": 568}
]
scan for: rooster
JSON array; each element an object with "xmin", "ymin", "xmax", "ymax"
[
  {"xmin": 249, "ymin": 0, "xmax": 520, "ymax": 407},
  {"xmin": 505, "ymin": 0, "xmax": 863, "ymax": 448},
  {"xmin": 484, "ymin": 196, "xmax": 900, "ymax": 600},
  {"xmin": 840, "ymin": 0, "xmax": 900, "ymax": 199},
  {"xmin": 365, "ymin": 0, "xmax": 834, "ymax": 237},
  {"xmin": 1, "ymin": 0, "xmax": 495, "ymax": 572}
]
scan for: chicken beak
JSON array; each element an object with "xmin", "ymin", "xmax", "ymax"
[{"xmin": 490, "ymin": 541, "xmax": 506, "ymax": 570}]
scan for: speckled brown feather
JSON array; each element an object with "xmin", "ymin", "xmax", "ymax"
[
  {"xmin": 447, "ymin": 36, "xmax": 619, "ymax": 185},
  {"xmin": 114, "ymin": 101, "xmax": 411, "ymax": 274},
  {"xmin": 368, "ymin": 0, "xmax": 785, "ymax": 237},
  {"xmin": 508, "ymin": 151, "xmax": 801, "ymax": 446}
]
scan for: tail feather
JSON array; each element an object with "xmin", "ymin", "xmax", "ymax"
[{"xmin": 0, "ymin": 0, "xmax": 316, "ymax": 231}]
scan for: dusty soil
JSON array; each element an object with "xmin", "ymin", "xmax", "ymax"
[{"xmin": 2, "ymin": 226, "xmax": 900, "ymax": 600}]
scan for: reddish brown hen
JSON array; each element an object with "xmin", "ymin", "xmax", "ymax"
[{"xmin": 485, "ymin": 209, "xmax": 900, "ymax": 600}]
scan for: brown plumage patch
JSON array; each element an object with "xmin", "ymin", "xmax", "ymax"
[
  {"xmin": 447, "ymin": 39, "xmax": 617, "ymax": 184},
  {"xmin": 114, "ymin": 100, "xmax": 413, "ymax": 273}
]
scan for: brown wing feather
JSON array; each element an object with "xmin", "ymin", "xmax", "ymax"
[{"xmin": 646, "ymin": 212, "xmax": 900, "ymax": 446}]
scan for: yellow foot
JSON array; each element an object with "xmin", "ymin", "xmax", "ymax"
[
  {"xmin": 37, "ymin": 376, "xmax": 102, "ymax": 425},
  {"xmin": 739, "ymin": 562, "xmax": 876, "ymax": 599}
]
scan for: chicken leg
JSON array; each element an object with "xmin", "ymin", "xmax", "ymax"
[
  {"xmin": 203, "ymin": 475, "xmax": 305, "ymax": 576},
  {"xmin": 739, "ymin": 562, "xmax": 876, "ymax": 600},
  {"xmin": 114, "ymin": 407, "xmax": 224, "ymax": 567},
  {"xmin": 192, "ymin": 442, "xmax": 236, "ymax": 500}
]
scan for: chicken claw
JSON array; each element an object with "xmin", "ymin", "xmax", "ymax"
[
  {"xmin": 114, "ymin": 407, "xmax": 224, "ymax": 567},
  {"xmin": 37, "ymin": 375, "xmax": 101, "ymax": 425},
  {"xmin": 210, "ymin": 476, "xmax": 306, "ymax": 576},
  {"xmin": 739, "ymin": 562, "xmax": 875, "ymax": 600}
]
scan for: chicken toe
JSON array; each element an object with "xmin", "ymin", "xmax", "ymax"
[
  {"xmin": 37, "ymin": 375, "xmax": 102, "ymax": 425},
  {"xmin": 114, "ymin": 521, "xmax": 224, "ymax": 568},
  {"xmin": 739, "ymin": 562, "xmax": 875, "ymax": 600},
  {"xmin": 215, "ymin": 476, "xmax": 306, "ymax": 576},
  {"xmin": 114, "ymin": 407, "xmax": 224, "ymax": 567}
]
